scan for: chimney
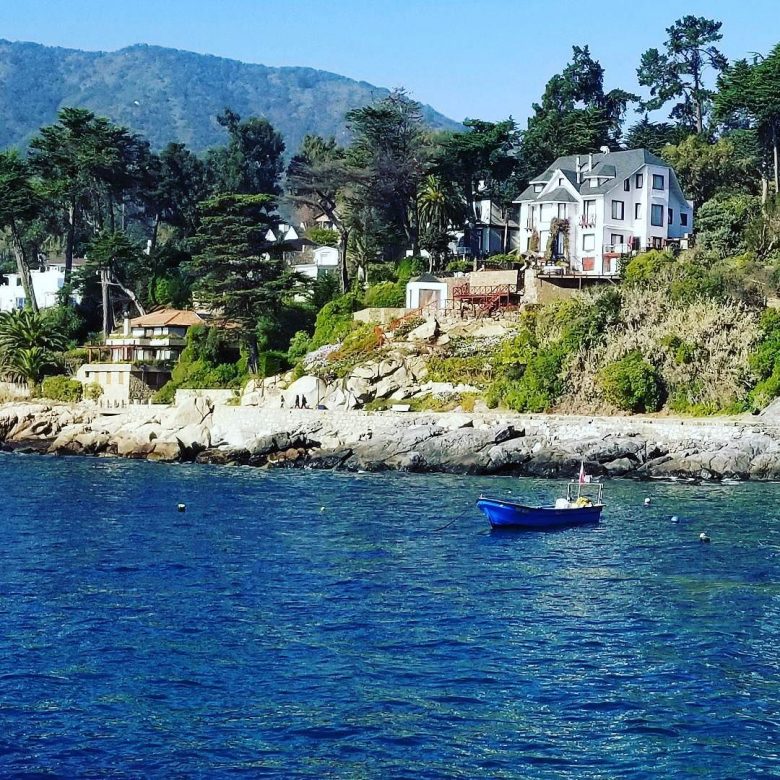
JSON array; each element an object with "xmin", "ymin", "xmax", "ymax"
[
  {"xmin": 588, "ymin": 153, "xmax": 593, "ymax": 171},
  {"xmin": 576, "ymin": 155, "xmax": 582, "ymax": 184},
  {"xmin": 123, "ymin": 315, "xmax": 130, "ymax": 337}
]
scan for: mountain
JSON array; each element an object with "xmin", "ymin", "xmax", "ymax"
[{"xmin": 0, "ymin": 39, "xmax": 462, "ymax": 153}]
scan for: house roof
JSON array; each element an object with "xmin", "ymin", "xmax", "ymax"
[
  {"xmin": 130, "ymin": 309, "xmax": 205, "ymax": 328},
  {"xmin": 514, "ymin": 149, "xmax": 671, "ymax": 202},
  {"xmin": 411, "ymin": 272, "xmax": 443, "ymax": 284},
  {"xmin": 537, "ymin": 187, "xmax": 577, "ymax": 203}
]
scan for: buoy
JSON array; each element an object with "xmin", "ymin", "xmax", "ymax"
[
  {"xmin": 177, "ymin": 503, "xmax": 186, "ymax": 512},
  {"xmin": 671, "ymin": 515, "xmax": 679, "ymax": 523},
  {"xmin": 699, "ymin": 532, "xmax": 711, "ymax": 543},
  {"xmin": 644, "ymin": 497, "xmax": 652, "ymax": 506},
  {"xmin": 320, "ymin": 506, "xmax": 326, "ymax": 512}
]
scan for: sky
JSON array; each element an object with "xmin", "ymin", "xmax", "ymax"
[{"xmin": 2, "ymin": 0, "xmax": 778, "ymax": 125}]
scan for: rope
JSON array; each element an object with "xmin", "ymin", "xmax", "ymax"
[{"xmin": 431, "ymin": 506, "xmax": 474, "ymax": 532}]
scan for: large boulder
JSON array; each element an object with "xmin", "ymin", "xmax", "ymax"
[
  {"xmin": 282, "ymin": 375, "xmax": 330, "ymax": 408},
  {"xmin": 406, "ymin": 318, "xmax": 439, "ymax": 343}
]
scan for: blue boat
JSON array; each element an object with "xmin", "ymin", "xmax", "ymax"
[{"xmin": 477, "ymin": 481, "xmax": 604, "ymax": 530}]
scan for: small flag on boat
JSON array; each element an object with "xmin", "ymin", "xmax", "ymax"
[{"xmin": 579, "ymin": 461, "xmax": 585, "ymax": 484}]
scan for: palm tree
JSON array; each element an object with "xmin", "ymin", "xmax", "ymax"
[
  {"xmin": 0, "ymin": 310, "xmax": 67, "ymax": 386},
  {"xmin": 417, "ymin": 175, "xmax": 463, "ymax": 271}
]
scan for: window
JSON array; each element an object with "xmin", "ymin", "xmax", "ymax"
[
  {"xmin": 653, "ymin": 174, "xmax": 665, "ymax": 190},
  {"xmin": 651, "ymin": 204, "xmax": 664, "ymax": 226},
  {"xmin": 634, "ymin": 203, "xmax": 642, "ymax": 219},
  {"xmin": 668, "ymin": 207, "xmax": 674, "ymax": 225},
  {"xmin": 583, "ymin": 234, "xmax": 596, "ymax": 252},
  {"xmin": 610, "ymin": 234, "xmax": 623, "ymax": 247},
  {"xmin": 583, "ymin": 200, "xmax": 596, "ymax": 220},
  {"xmin": 635, "ymin": 173, "xmax": 644, "ymax": 188},
  {"xmin": 681, "ymin": 212, "xmax": 688, "ymax": 227},
  {"xmin": 558, "ymin": 177, "xmax": 565, "ymax": 186},
  {"xmin": 612, "ymin": 200, "xmax": 625, "ymax": 220},
  {"xmin": 534, "ymin": 184, "xmax": 544, "ymax": 193},
  {"xmin": 623, "ymin": 178, "xmax": 630, "ymax": 192},
  {"xmin": 557, "ymin": 203, "xmax": 567, "ymax": 219}
]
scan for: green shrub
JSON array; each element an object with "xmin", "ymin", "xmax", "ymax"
[
  {"xmin": 696, "ymin": 194, "xmax": 760, "ymax": 258},
  {"xmin": 41, "ymin": 375, "xmax": 83, "ymax": 403},
  {"xmin": 153, "ymin": 326, "xmax": 247, "ymax": 402},
  {"xmin": 306, "ymin": 227, "xmax": 339, "ymax": 247},
  {"xmin": 427, "ymin": 355, "xmax": 493, "ymax": 387},
  {"xmin": 311, "ymin": 293, "xmax": 363, "ymax": 347},
  {"xmin": 445, "ymin": 258, "xmax": 470, "ymax": 273},
  {"xmin": 598, "ymin": 351, "xmax": 663, "ymax": 413},
  {"xmin": 257, "ymin": 350, "xmax": 289, "ymax": 378},
  {"xmin": 486, "ymin": 343, "xmax": 567, "ymax": 412},
  {"xmin": 748, "ymin": 309, "xmax": 780, "ymax": 408},
  {"xmin": 621, "ymin": 250, "xmax": 676, "ymax": 286},
  {"xmin": 84, "ymin": 382, "xmax": 103, "ymax": 401},
  {"xmin": 288, "ymin": 330, "xmax": 313, "ymax": 363},
  {"xmin": 395, "ymin": 256, "xmax": 427, "ymax": 282},
  {"xmin": 363, "ymin": 281, "xmax": 405, "ymax": 308}
]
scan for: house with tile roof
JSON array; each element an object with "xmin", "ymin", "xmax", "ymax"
[
  {"xmin": 75, "ymin": 309, "xmax": 209, "ymax": 403},
  {"xmin": 515, "ymin": 149, "xmax": 693, "ymax": 277}
]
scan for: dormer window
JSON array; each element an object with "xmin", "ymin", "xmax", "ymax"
[
  {"xmin": 558, "ymin": 177, "xmax": 564, "ymax": 186},
  {"xmin": 534, "ymin": 184, "xmax": 544, "ymax": 193}
]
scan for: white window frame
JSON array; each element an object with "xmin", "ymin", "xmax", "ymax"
[
  {"xmin": 583, "ymin": 234, "xmax": 596, "ymax": 252},
  {"xmin": 612, "ymin": 200, "xmax": 625, "ymax": 220}
]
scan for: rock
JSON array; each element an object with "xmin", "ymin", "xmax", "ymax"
[
  {"xmin": 603, "ymin": 457, "xmax": 636, "ymax": 476},
  {"xmin": 306, "ymin": 448, "xmax": 354, "ymax": 469},
  {"xmin": 405, "ymin": 356, "xmax": 429, "ymax": 382},
  {"xmin": 344, "ymin": 375, "xmax": 375, "ymax": 404},
  {"xmin": 373, "ymin": 375, "xmax": 401, "ymax": 399},
  {"xmin": 168, "ymin": 396, "xmax": 213, "ymax": 428},
  {"xmin": 406, "ymin": 318, "xmax": 438, "ymax": 342},
  {"xmin": 147, "ymin": 440, "xmax": 182, "ymax": 462},
  {"xmin": 350, "ymin": 364, "xmax": 378, "ymax": 381}
]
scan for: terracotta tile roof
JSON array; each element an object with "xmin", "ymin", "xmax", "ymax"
[{"xmin": 129, "ymin": 309, "xmax": 205, "ymax": 328}]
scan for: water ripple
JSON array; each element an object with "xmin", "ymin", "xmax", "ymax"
[{"xmin": 0, "ymin": 454, "xmax": 779, "ymax": 777}]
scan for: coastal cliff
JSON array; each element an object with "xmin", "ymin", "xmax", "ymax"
[{"xmin": 2, "ymin": 399, "xmax": 780, "ymax": 481}]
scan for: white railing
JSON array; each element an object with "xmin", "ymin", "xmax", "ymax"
[{"xmin": 603, "ymin": 243, "xmax": 632, "ymax": 255}]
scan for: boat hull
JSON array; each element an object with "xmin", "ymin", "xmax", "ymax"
[{"xmin": 476, "ymin": 497, "xmax": 603, "ymax": 530}]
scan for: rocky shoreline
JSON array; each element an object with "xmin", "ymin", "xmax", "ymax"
[{"xmin": 2, "ymin": 398, "xmax": 780, "ymax": 481}]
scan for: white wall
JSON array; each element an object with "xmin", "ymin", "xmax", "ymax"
[
  {"xmin": 0, "ymin": 268, "xmax": 79, "ymax": 312},
  {"xmin": 406, "ymin": 281, "xmax": 449, "ymax": 309}
]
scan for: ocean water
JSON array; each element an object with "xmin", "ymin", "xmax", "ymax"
[{"xmin": 0, "ymin": 453, "xmax": 779, "ymax": 779}]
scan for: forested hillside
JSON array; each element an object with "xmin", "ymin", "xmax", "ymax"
[{"xmin": 0, "ymin": 40, "xmax": 460, "ymax": 152}]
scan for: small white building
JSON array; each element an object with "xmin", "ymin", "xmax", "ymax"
[
  {"xmin": 293, "ymin": 245, "xmax": 340, "ymax": 280},
  {"xmin": 405, "ymin": 273, "xmax": 450, "ymax": 311},
  {"xmin": 0, "ymin": 266, "xmax": 78, "ymax": 312},
  {"xmin": 515, "ymin": 148, "xmax": 693, "ymax": 277}
]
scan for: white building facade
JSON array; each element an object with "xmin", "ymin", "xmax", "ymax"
[
  {"xmin": 515, "ymin": 149, "xmax": 693, "ymax": 277},
  {"xmin": 0, "ymin": 266, "xmax": 74, "ymax": 312}
]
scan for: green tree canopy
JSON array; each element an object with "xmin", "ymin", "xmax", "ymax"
[
  {"xmin": 207, "ymin": 109, "xmax": 285, "ymax": 196},
  {"xmin": 518, "ymin": 46, "xmax": 637, "ymax": 184},
  {"xmin": 188, "ymin": 194, "xmax": 304, "ymax": 371},
  {"xmin": 637, "ymin": 15, "xmax": 727, "ymax": 133},
  {"xmin": 715, "ymin": 45, "xmax": 780, "ymax": 195}
]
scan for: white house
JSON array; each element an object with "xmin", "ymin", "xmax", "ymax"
[
  {"xmin": 292, "ymin": 245, "xmax": 339, "ymax": 281},
  {"xmin": 514, "ymin": 148, "xmax": 693, "ymax": 277},
  {"xmin": 0, "ymin": 265, "xmax": 78, "ymax": 312}
]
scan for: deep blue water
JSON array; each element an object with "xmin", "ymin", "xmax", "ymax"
[{"xmin": 1, "ymin": 454, "xmax": 779, "ymax": 778}]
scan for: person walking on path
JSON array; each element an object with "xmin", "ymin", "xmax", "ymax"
[{"xmin": 294, "ymin": 395, "xmax": 300, "ymax": 409}]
